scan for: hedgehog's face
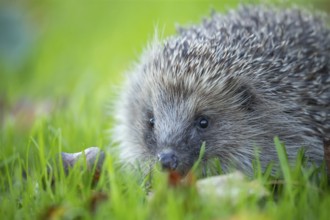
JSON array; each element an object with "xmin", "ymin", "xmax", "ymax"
[
  {"xmin": 142, "ymin": 92, "xmax": 210, "ymax": 175},
  {"xmin": 131, "ymin": 70, "xmax": 262, "ymax": 176}
]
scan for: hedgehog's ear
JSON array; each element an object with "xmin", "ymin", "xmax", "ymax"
[
  {"xmin": 225, "ymin": 77, "xmax": 258, "ymax": 112},
  {"xmin": 235, "ymin": 83, "xmax": 258, "ymax": 112}
]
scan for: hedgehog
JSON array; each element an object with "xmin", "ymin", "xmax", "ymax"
[{"xmin": 112, "ymin": 5, "xmax": 330, "ymax": 176}]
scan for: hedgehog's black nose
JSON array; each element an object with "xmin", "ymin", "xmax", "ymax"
[{"xmin": 158, "ymin": 151, "xmax": 178, "ymax": 171}]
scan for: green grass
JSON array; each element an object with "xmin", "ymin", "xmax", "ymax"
[
  {"xmin": 1, "ymin": 126, "xmax": 329, "ymax": 219},
  {"xmin": 1, "ymin": 0, "xmax": 330, "ymax": 219}
]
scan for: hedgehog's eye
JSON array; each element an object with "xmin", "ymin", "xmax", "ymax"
[
  {"xmin": 149, "ymin": 117, "xmax": 155, "ymax": 128},
  {"xmin": 197, "ymin": 116, "xmax": 209, "ymax": 129}
]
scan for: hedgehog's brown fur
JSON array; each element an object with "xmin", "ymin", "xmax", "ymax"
[{"xmin": 112, "ymin": 6, "xmax": 330, "ymax": 176}]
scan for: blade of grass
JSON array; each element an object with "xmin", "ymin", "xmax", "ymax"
[
  {"xmin": 274, "ymin": 136, "xmax": 293, "ymax": 197},
  {"xmin": 191, "ymin": 142, "xmax": 206, "ymax": 173}
]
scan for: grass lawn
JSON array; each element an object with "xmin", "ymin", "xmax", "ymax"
[{"xmin": 1, "ymin": 0, "xmax": 330, "ymax": 219}]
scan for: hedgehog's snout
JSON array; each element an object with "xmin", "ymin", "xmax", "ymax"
[{"xmin": 157, "ymin": 150, "xmax": 178, "ymax": 171}]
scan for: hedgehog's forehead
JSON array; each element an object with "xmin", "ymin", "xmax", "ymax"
[
  {"xmin": 144, "ymin": 63, "xmax": 220, "ymax": 115},
  {"xmin": 146, "ymin": 64, "xmax": 203, "ymax": 99}
]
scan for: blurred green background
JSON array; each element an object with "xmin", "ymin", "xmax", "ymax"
[{"xmin": 0, "ymin": 0, "xmax": 329, "ymax": 155}]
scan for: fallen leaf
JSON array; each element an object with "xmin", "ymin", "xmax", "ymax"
[{"xmin": 39, "ymin": 205, "xmax": 66, "ymax": 220}]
